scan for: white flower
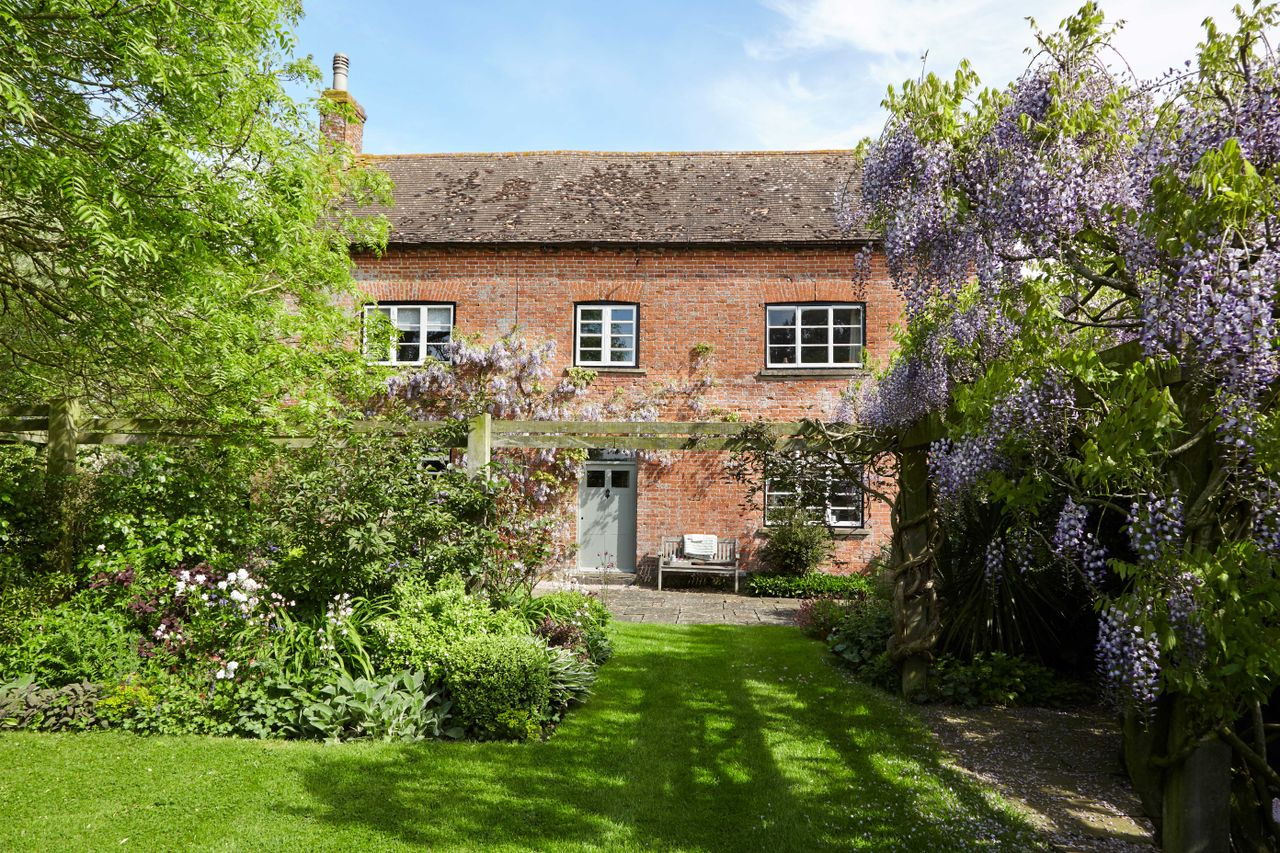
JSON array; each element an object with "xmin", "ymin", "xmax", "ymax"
[
  {"xmin": 194, "ymin": 574, "xmax": 205, "ymax": 584},
  {"xmin": 229, "ymin": 590, "xmax": 247, "ymax": 603},
  {"xmin": 217, "ymin": 581, "xmax": 227, "ymax": 590},
  {"xmin": 175, "ymin": 581, "xmax": 186, "ymax": 595},
  {"xmin": 236, "ymin": 569, "xmax": 249, "ymax": 582},
  {"xmin": 96, "ymin": 544, "xmax": 106, "ymax": 553}
]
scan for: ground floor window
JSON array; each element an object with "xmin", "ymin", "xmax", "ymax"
[{"xmin": 764, "ymin": 463, "xmax": 864, "ymax": 528}]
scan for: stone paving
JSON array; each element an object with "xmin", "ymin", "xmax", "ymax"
[{"xmin": 538, "ymin": 577, "xmax": 797, "ymax": 625}]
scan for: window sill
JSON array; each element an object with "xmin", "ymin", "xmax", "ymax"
[
  {"xmin": 756, "ymin": 368, "xmax": 866, "ymax": 380},
  {"xmin": 757, "ymin": 527, "xmax": 872, "ymax": 539},
  {"xmin": 575, "ymin": 367, "xmax": 647, "ymax": 375}
]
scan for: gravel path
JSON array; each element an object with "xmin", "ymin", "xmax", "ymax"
[{"xmin": 918, "ymin": 704, "xmax": 1157, "ymax": 851}]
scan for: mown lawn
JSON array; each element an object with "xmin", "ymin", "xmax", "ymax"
[{"xmin": 0, "ymin": 623, "xmax": 1044, "ymax": 852}]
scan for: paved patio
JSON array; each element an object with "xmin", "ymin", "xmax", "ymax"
[{"xmin": 539, "ymin": 578, "xmax": 798, "ymax": 626}]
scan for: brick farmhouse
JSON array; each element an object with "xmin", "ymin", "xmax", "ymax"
[{"xmin": 325, "ymin": 57, "xmax": 902, "ymax": 579}]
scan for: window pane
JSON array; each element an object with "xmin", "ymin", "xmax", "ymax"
[
  {"xmin": 581, "ymin": 321, "xmax": 602, "ymax": 335},
  {"xmin": 800, "ymin": 307, "xmax": 828, "ymax": 326},
  {"xmin": 426, "ymin": 306, "xmax": 452, "ymax": 325},
  {"xmin": 610, "ymin": 335, "xmax": 633, "ymax": 349},
  {"xmin": 833, "ymin": 327, "xmax": 853, "ymax": 345},
  {"xmin": 768, "ymin": 307, "xmax": 795, "ymax": 327},
  {"xmin": 832, "ymin": 345, "xmax": 857, "ymax": 364},
  {"xmin": 425, "ymin": 344, "xmax": 450, "ymax": 361},
  {"xmin": 397, "ymin": 342, "xmax": 420, "ymax": 363},
  {"xmin": 831, "ymin": 507, "xmax": 861, "ymax": 525},
  {"xmin": 769, "ymin": 346, "xmax": 796, "ymax": 365},
  {"xmin": 580, "ymin": 308, "xmax": 603, "ymax": 322},
  {"xmin": 426, "ymin": 329, "xmax": 451, "ymax": 343},
  {"xmin": 768, "ymin": 327, "xmax": 796, "ymax": 345},
  {"xmin": 800, "ymin": 326, "xmax": 828, "ymax": 345},
  {"xmin": 611, "ymin": 470, "xmax": 630, "ymax": 488},
  {"xmin": 801, "ymin": 346, "xmax": 828, "ymax": 364},
  {"xmin": 832, "ymin": 307, "xmax": 856, "ymax": 326},
  {"xmin": 611, "ymin": 307, "xmax": 635, "ymax": 322},
  {"xmin": 609, "ymin": 349, "xmax": 634, "ymax": 363},
  {"xmin": 579, "ymin": 349, "xmax": 602, "ymax": 362},
  {"xmin": 395, "ymin": 307, "xmax": 420, "ymax": 327},
  {"xmin": 580, "ymin": 335, "xmax": 602, "ymax": 349},
  {"xmin": 609, "ymin": 322, "xmax": 633, "ymax": 335},
  {"xmin": 852, "ymin": 327, "xmax": 864, "ymax": 345},
  {"xmin": 586, "ymin": 470, "xmax": 605, "ymax": 488}
]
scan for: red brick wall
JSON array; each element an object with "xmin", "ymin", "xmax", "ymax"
[{"xmin": 353, "ymin": 243, "xmax": 902, "ymax": 575}]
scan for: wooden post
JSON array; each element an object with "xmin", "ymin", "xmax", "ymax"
[
  {"xmin": 466, "ymin": 413, "xmax": 491, "ymax": 476},
  {"xmin": 46, "ymin": 396, "xmax": 80, "ymax": 479},
  {"xmin": 1162, "ymin": 698, "xmax": 1232, "ymax": 853}
]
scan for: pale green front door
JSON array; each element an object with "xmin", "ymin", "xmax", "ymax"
[{"xmin": 577, "ymin": 463, "xmax": 637, "ymax": 572}]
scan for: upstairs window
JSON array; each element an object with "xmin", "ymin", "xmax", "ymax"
[
  {"xmin": 766, "ymin": 303, "xmax": 865, "ymax": 368},
  {"xmin": 576, "ymin": 303, "xmax": 637, "ymax": 367},
  {"xmin": 764, "ymin": 463, "xmax": 864, "ymax": 528},
  {"xmin": 363, "ymin": 303, "xmax": 453, "ymax": 365}
]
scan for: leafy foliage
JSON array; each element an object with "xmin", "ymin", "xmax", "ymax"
[
  {"xmin": 299, "ymin": 670, "xmax": 457, "ymax": 743},
  {"xmin": 747, "ymin": 572, "xmax": 872, "ymax": 599},
  {"xmin": 0, "ymin": 0, "xmax": 390, "ymax": 417},
  {"xmin": 928, "ymin": 654, "xmax": 1091, "ymax": 708},
  {"xmin": 0, "ymin": 604, "xmax": 139, "ymax": 686},
  {"xmin": 0, "ymin": 676, "xmax": 101, "ymax": 731},
  {"xmin": 443, "ymin": 634, "xmax": 553, "ymax": 740},
  {"xmin": 263, "ymin": 429, "xmax": 496, "ymax": 603},
  {"xmin": 759, "ymin": 505, "xmax": 836, "ymax": 575}
]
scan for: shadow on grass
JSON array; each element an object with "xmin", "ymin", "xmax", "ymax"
[{"xmin": 291, "ymin": 625, "xmax": 1046, "ymax": 851}]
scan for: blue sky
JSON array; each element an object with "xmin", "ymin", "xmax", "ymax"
[{"xmin": 293, "ymin": 1, "xmax": 1247, "ymax": 154}]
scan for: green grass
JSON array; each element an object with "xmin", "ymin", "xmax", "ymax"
[{"xmin": 0, "ymin": 624, "xmax": 1044, "ymax": 852}]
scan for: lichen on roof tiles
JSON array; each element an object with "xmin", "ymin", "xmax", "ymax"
[{"xmin": 363, "ymin": 150, "xmax": 864, "ymax": 244}]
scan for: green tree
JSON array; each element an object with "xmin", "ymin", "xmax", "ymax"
[{"xmin": 0, "ymin": 0, "xmax": 390, "ymax": 422}]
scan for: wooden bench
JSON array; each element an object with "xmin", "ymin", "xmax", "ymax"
[{"xmin": 658, "ymin": 537, "xmax": 741, "ymax": 592}]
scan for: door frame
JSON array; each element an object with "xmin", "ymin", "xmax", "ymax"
[{"xmin": 576, "ymin": 460, "xmax": 638, "ymax": 572}]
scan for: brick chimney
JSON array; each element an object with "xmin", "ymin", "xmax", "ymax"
[{"xmin": 321, "ymin": 52, "xmax": 366, "ymax": 154}]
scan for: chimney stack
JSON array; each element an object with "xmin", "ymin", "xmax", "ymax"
[
  {"xmin": 332, "ymin": 52, "xmax": 349, "ymax": 91},
  {"xmin": 321, "ymin": 52, "xmax": 365, "ymax": 155}
]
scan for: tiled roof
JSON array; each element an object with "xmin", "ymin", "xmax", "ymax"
[{"xmin": 364, "ymin": 150, "xmax": 865, "ymax": 244}]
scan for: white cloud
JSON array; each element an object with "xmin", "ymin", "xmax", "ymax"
[{"xmin": 709, "ymin": 0, "xmax": 1249, "ymax": 149}]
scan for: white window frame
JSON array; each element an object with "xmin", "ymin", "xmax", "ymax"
[
  {"xmin": 764, "ymin": 464, "xmax": 864, "ymax": 529},
  {"xmin": 363, "ymin": 303, "xmax": 454, "ymax": 365},
  {"xmin": 765, "ymin": 303, "xmax": 865, "ymax": 368},
  {"xmin": 575, "ymin": 303, "xmax": 638, "ymax": 367}
]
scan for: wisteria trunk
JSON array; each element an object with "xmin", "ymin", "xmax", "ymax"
[{"xmin": 888, "ymin": 437, "xmax": 940, "ymax": 700}]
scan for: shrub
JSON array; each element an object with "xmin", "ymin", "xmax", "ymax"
[
  {"xmin": 263, "ymin": 431, "xmax": 498, "ymax": 603},
  {"xmin": 74, "ymin": 445, "xmax": 269, "ymax": 583},
  {"xmin": 374, "ymin": 574, "xmax": 526, "ymax": 680},
  {"xmin": 0, "ymin": 676, "xmax": 101, "ymax": 731},
  {"xmin": 748, "ymin": 572, "xmax": 872, "ymax": 599},
  {"xmin": 0, "ymin": 604, "xmax": 140, "ymax": 685},
  {"xmin": 929, "ymin": 653, "xmax": 1092, "ymax": 708},
  {"xmin": 827, "ymin": 599, "xmax": 898, "ymax": 692},
  {"xmin": 795, "ymin": 596, "xmax": 861, "ymax": 640},
  {"xmin": 443, "ymin": 634, "xmax": 552, "ymax": 740},
  {"xmin": 759, "ymin": 506, "xmax": 835, "ymax": 575}
]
